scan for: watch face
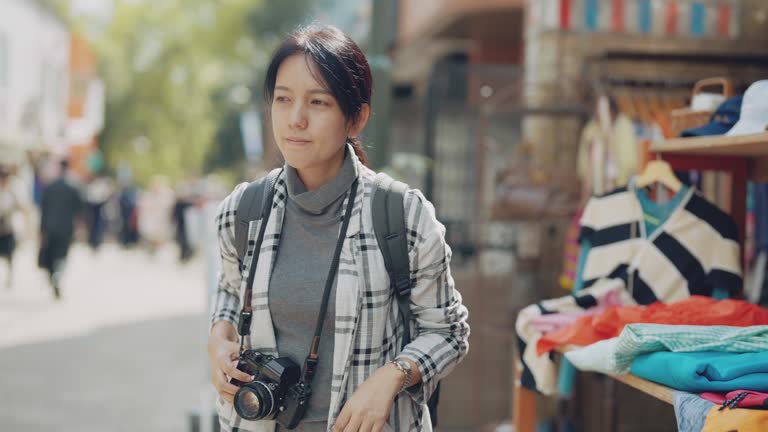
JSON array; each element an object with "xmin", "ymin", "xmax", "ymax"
[{"xmin": 396, "ymin": 359, "xmax": 412, "ymax": 374}]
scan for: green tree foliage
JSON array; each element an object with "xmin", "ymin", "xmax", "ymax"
[{"xmin": 85, "ymin": 0, "xmax": 310, "ymax": 186}]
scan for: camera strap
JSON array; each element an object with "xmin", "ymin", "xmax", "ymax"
[
  {"xmin": 237, "ymin": 176, "xmax": 359, "ymax": 387},
  {"xmin": 302, "ymin": 178, "xmax": 358, "ymax": 385}
]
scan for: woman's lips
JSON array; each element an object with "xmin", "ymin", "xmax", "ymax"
[{"xmin": 286, "ymin": 137, "xmax": 311, "ymax": 144}]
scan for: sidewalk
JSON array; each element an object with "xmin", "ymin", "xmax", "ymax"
[{"xmin": 0, "ymin": 241, "xmax": 212, "ymax": 431}]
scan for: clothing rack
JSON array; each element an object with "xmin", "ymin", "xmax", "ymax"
[{"xmin": 651, "ymin": 132, "xmax": 768, "ymax": 248}]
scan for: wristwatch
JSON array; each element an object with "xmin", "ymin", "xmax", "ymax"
[{"xmin": 390, "ymin": 358, "xmax": 413, "ymax": 393}]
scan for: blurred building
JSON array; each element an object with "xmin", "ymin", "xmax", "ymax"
[
  {"xmin": 0, "ymin": 0, "xmax": 70, "ymax": 198},
  {"xmin": 66, "ymin": 32, "xmax": 105, "ymax": 180},
  {"xmin": 0, "ymin": 1, "xmax": 104, "ymax": 202}
]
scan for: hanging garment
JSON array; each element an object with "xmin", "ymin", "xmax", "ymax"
[
  {"xmin": 515, "ymin": 279, "xmax": 635, "ymax": 394},
  {"xmin": 579, "ymin": 182, "xmax": 742, "ymax": 303},
  {"xmin": 632, "ymin": 351, "xmax": 768, "ymax": 392},
  {"xmin": 577, "ymin": 111, "xmax": 639, "ymax": 196},
  {"xmin": 565, "ymin": 324, "xmax": 768, "ymax": 375},
  {"xmin": 674, "ymin": 391, "xmax": 716, "ymax": 432},
  {"xmin": 537, "ymin": 296, "xmax": 768, "ymax": 355},
  {"xmin": 755, "ymin": 184, "xmax": 768, "ymax": 254},
  {"xmin": 558, "ymin": 209, "xmax": 583, "ymax": 291}
]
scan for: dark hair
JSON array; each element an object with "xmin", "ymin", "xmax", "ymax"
[{"xmin": 264, "ymin": 25, "xmax": 372, "ymax": 165}]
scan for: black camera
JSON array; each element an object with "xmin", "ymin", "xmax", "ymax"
[{"xmin": 230, "ymin": 350, "xmax": 311, "ymax": 429}]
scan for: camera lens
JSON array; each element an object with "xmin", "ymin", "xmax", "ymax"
[{"xmin": 234, "ymin": 381, "xmax": 275, "ymax": 420}]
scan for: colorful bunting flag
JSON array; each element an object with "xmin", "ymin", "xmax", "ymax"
[{"xmin": 534, "ymin": 0, "xmax": 739, "ymax": 39}]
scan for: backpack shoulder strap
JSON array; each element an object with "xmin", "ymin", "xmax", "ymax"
[
  {"xmin": 235, "ymin": 168, "xmax": 281, "ymax": 264},
  {"xmin": 373, "ymin": 173, "xmax": 442, "ymax": 426},
  {"xmin": 372, "ymin": 173, "xmax": 412, "ymax": 348}
]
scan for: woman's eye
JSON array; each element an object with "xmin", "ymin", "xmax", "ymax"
[
  {"xmin": 275, "ymin": 96, "xmax": 289, "ymax": 103},
  {"xmin": 311, "ymin": 99, "xmax": 329, "ymax": 106}
]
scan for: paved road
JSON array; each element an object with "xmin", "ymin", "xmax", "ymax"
[{"xmin": 0, "ymin": 241, "xmax": 213, "ymax": 432}]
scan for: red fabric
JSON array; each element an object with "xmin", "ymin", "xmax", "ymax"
[
  {"xmin": 536, "ymin": 296, "xmax": 768, "ymax": 355},
  {"xmin": 701, "ymin": 390, "xmax": 768, "ymax": 409}
]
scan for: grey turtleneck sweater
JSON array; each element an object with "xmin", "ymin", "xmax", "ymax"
[{"xmin": 269, "ymin": 151, "xmax": 356, "ymax": 431}]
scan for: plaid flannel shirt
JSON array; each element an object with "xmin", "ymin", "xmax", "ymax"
[{"xmin": 211, "ymin": 150, "xmax": 470, "ymax": 432}]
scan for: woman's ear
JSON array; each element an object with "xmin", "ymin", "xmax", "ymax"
[{"xmin": 348, "ymin": 104, "xmax": 371, "ymax": 137}]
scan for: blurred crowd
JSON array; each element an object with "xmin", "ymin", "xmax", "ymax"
[{"xmin": 0, "ymin": 158, "xmax": 227, "ymax": 300}]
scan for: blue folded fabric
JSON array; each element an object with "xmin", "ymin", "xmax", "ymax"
[{"xmin": 631, "ymin": 351, "xmax": 768, "ymax": 392}]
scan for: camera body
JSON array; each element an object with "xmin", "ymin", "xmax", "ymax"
[{"xmin": 231, "ymin": 350, "xmax": 310, "ymax": 429}]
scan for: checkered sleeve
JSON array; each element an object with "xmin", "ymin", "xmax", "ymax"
[
  {"xmin": 396, "ymin": 189, "xmax": 471, "ymax": 405},
  {"xmin": 210, "ymin": 182, "xmax": 249, "ymax": 330}
]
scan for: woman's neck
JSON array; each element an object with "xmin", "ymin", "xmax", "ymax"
[{"xmin": 296, "ymin": 148, "xmax": 346, "ymax": 191}]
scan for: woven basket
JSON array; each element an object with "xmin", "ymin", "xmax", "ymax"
[{"xmin": 670, "ymin": 77, "xmax": 734, "ymax": 137}]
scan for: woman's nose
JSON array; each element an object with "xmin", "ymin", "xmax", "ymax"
[{"xmin": 289, "ymin": 105, "xmax": 308, "ymax": 130}]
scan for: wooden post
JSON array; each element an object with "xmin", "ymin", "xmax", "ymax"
[{"xmin": 512, "ymin": 345, "xmax": 537, "ymax": 432}]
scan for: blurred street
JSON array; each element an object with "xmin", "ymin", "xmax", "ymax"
[{"xmin": 0, "ymin": 240, "xmax": 210, "ymax": 431}]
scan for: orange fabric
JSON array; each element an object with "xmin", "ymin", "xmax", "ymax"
[
  {"xmin": 702, "ymin": 406, "xmax": 768, "ymax": 432},
  {"xmin": 536, "ymin": 296, "xmax": 768, "ymax": 355}
]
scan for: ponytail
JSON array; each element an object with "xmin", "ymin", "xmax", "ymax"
[{"xmin": 348, "ymin": 137, "xmax": 368, "ymax": 166}]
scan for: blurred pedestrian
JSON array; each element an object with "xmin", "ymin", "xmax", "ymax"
[
  {"xmin": 118, "ymin": 180, "xmax": 140, "ymax": 247},
  {"xmin": 84, "ymin": 175, "xmax": 114, "ymax": 251},
  {"xmin": 0, "ymin": 166, "xmax": 21, "ymax": 288},
  {"xmin": 39, "ymin": 160, "xmax": 82, "ymax": 300},
  {"xmin": 137, "ymin": 175, "xmax": 174, "ymax": 253},
  {"xmin": 172, "ymin": 181, "xmax": 195, "ymax": 262}
]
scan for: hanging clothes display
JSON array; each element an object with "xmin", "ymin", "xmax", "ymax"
[
  {"xmin": 579, "ymin": 181, "xmax": 742, "ymax": 303},
  {"xmin": 517, "ymin": 178, "xmax": 743, "ymax": 394},
  {"xmin": 577, "ymin": 96, "xmax": 639, "ymax": 197},
  {"xmin": 558, "ymin": 209, "xmax": 583, "ymax": 291}
]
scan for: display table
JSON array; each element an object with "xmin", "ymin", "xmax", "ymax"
[{"xmin": 512, "ymin": 348, "xmax": 676, "ymax": 432}]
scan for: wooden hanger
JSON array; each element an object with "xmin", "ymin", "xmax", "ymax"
[{"xmin": 635, "ymin": 159, "xmax": 682, "ymax": 193}]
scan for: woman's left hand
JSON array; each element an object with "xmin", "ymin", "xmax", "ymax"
[{"xmin": 332, "ymin": 363, "xmax": 404, "ymax": 432}]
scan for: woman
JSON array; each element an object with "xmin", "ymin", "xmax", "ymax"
[{"xmin": 207, "ymin": 25, "xmax": 469, "ymax": 432}]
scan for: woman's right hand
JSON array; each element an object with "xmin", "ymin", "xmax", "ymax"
[{"xmin": 208, "ymin": 321, "xmax": 254, "ymax": 403}]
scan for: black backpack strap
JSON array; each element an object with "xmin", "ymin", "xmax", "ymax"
[
  {"xmin": 372, "ymin": 173, "xmax": 412, "ymax": 348},
  {"xmin": 235, "ymin": 168, "xmax": 281, "ymax": 266},
  {"xmin": 374, "ymin": 173, "xmax": 442, "ymax": 427}
]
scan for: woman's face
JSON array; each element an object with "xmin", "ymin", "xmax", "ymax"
[{"xmin": 271, "ymin": 54, "xmax": 360, "ymax": 173}]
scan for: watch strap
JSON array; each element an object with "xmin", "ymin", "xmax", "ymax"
[{"xmin": 391, "ymin": 359, "xmax": 412, "ymax": 393}]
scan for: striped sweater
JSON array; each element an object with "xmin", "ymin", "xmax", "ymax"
[{"xmin": 579, "ymin": 184, "xmax": 742, "ymax": 303}]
